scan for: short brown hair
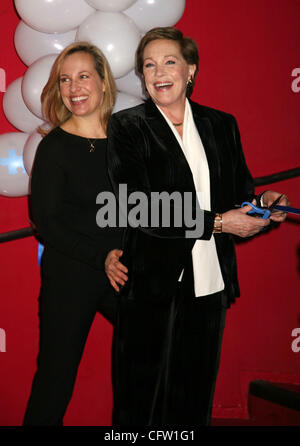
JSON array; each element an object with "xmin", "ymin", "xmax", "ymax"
[
  {"xmin": 136, "ymin": 27, "xmax": 199, "ymax": 97},
  {"xmin": 40, "ymin": 41, "xmax": 116, "ymax": 134}
]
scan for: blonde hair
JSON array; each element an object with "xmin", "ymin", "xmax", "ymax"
[
  {"xmin": 40, "ymin": 41, "xmax": 116, "ymax": 135},
  {"xmin": 136, "ymin": 27, "xmax": 199, "ymax": 98}
]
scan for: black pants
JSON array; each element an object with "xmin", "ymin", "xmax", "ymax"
[
  {"xmin": 23, "ymin": 249, "xmax": 117, "ymax": 426},
  {"xmin": 112, "ymin": 285, "xmax": 227, "ymax": 426}
]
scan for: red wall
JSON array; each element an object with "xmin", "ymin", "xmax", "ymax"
[{"xmin": 0, "ymin": 0, "xmax": 300, "ymax": 425}]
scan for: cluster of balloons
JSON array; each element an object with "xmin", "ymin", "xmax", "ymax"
[{"xmin": 0, "ymin": 0, "xmax": 186, "ymax": 196}]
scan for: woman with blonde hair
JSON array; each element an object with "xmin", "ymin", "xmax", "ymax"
[{"xmin": 23, "ymin": 41, "xmax": 123, "ymax": 426}]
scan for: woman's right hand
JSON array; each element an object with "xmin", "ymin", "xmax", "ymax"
[
  {"xmin": 222, "ymin": 202, "xmax": 270, "ymax": 237},
  {"xmin": 105, "ymin": 249, "xmax": 128, "ymax": 292}
]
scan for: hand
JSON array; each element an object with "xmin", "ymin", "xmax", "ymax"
[
  {"xmin": 222, "ymin": 200, "xmax": 270, "ymax": 237},
  {"xmin": 105, "ymin": 249, "xmax": 128, "ymax": 292},
  {"xmin": 261, "ymin": 190, "xmax": 289, "ymax": 222}
]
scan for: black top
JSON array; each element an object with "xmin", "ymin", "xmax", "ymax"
[{"xmin": 30, "ymin": 126, "xmax": 123, "ymax": 270}]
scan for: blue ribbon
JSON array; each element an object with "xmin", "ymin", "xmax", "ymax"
[
  {"xmin": 38, "ymin": 243, "xmax": 44, "ymax": 265},
  {"xmin": 273, "ymin": 205, "xmax": 300, "ymax": 215}
]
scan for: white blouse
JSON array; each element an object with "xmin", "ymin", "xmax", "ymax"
[{"xmin": 156, "ymin": 99, "xmax": 224, "ymax": 297}]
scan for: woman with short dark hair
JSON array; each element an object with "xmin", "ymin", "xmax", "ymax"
[{"xmin": 106, "ymin": 27, "xmax": 288, "ymax": 426}]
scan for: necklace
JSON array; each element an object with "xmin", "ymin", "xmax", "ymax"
[
  {"xmin": 172, "ymin": 122, "xmax": 183, "ymax": 127},
  {"xmin": 87, "ymin": 138, "xmax": 97, "ymax": 152}
]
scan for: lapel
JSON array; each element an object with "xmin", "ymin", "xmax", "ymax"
[
  {"xmin": 144, "ymin": 98, "xmax": 184, "ymax": 154},
  {"xmin": 189, "ymin": 100, "xmax": 221, "ymax": 211},
  {"xmin": 144, "ymin": 98, "xmax": 221, "ymax": 211},
  {"xmin": 144, "ymin": 98, "xmax": 195, "ymax": 181}
]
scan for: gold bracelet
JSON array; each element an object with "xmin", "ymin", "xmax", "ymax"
[{"xmin": 213, "ymin": 213, "xmax": 222, "ymax": 233}]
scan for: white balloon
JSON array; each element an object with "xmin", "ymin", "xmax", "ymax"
[
  {"xmin": 115, "ymin": 69, "xmax": 146, "ymax": 99},
  {"xmin": 113, "ymin": 92, "xmax": 143, "ymax": 113},
  {"xmin": 14, "ymin": 0, "xmax": 95, "ymax": 34},
  {"xmin": 3, "ymin": 77, "xmax": 44, "ymax": 134},
  {"xmin": 124, "ymin": 0, "xmax": 186, "ymax": 32},
  {"xmin": 76, "ymin": 11, "xmax": 140, "ymax": 78},
  {"xmin": 85, "ymin": 0, "xmax": 136, "ymax": 11},
  {"xmin": 22, "ymin": 54, "xmax": 57, "ymax": 119},
  {"xmin": 23, "ymin": 130, "xmax": 43, "ymax": 176},
  {"xmin": 14, "ymin": 21, "xmax": 76, "ymax": 66},
  {"xmin": 0, "ymin": 132, "xmax": 29, "ymax": 197}
]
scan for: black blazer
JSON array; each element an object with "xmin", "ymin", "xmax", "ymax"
[{"xmin": 107, "ymin": 98, "xmax": 255, "ymax": 304}]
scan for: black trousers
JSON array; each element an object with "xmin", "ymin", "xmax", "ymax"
[
  {"xmin": 23, "ymin": 248, "xmax": 117, "ymax": 426},
  {"xmin": 112, "ymin": 284, "xmax": 227, "ymax": 426}
]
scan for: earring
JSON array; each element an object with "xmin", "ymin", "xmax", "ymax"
[{"xmin": 187, "ymin": 78, "xmax": 193, "ymax": 86}]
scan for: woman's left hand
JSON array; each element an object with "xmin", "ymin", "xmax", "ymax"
[
  {"xmin": 262, "ymin": 190, "xmax": 289, "ymax": 222},
  {"xmin": 105, "ymin": 249, "xmax": 128, "ymax": 292}
]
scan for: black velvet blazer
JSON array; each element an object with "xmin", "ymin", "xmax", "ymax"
[{"xmin": 107, "ymin": 98, "xmax": 255, "ymax": 304}]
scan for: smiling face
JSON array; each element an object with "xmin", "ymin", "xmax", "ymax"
[
  {"xmin": 59, "ymin": 51, "xmax": 105, "ymax": 120},
  {"xmin": 142, "ymin": 39, "xmax": 196, "ymax": 112}
]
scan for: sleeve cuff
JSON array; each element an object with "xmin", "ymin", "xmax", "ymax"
[{"xmin": 95, "ymin": 250, "xmax": 107, "ymax": 271}]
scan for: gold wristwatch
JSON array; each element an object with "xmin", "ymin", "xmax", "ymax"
[{"xmin": 213, "ymin": 213, "xmax": 222, "ymax": 233}]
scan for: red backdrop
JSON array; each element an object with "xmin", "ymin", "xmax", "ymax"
[{"xmin": 0, "ymin": 0, "xmax": 299, "ymax": 425}]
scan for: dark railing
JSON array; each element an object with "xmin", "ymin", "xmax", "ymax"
[
  {"xmin": 0, "ymin": 167, "xmax": 299, "ymax": 244},
  {"xmin": 0, "ymin": 227, "xmax": 34, "ymax": 243},
  {"xmin": 253, "ymin": 166, "xmax": 300, "ymax": 187}
]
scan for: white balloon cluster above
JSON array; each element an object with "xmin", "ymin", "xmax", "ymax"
[{"xmin": 1, "ymin": 0, "xmax": 186, "ymax": 196}]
